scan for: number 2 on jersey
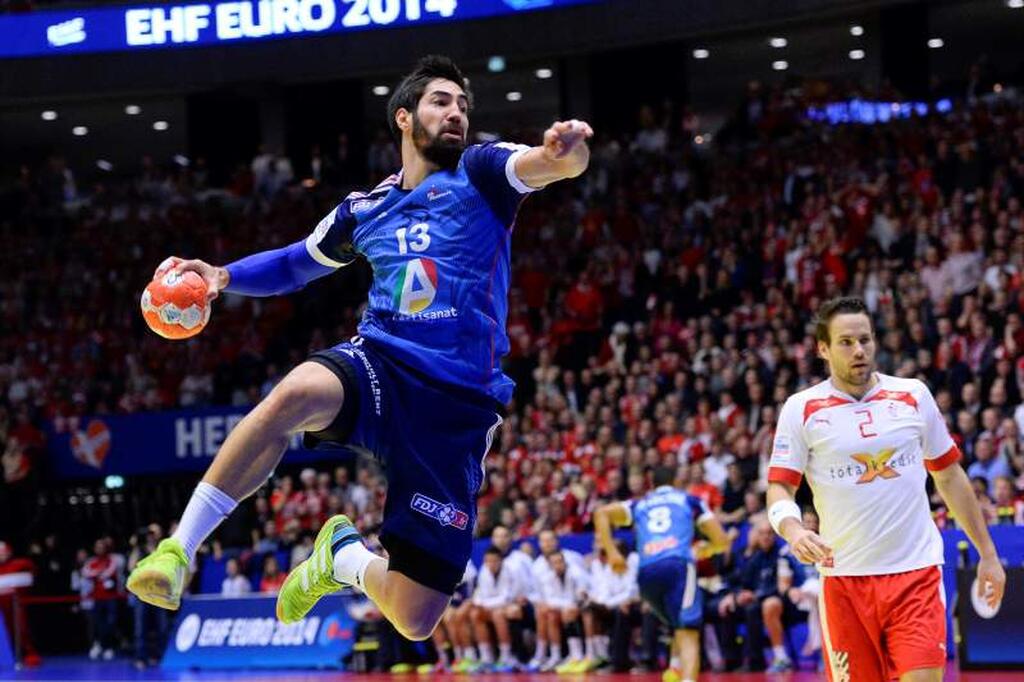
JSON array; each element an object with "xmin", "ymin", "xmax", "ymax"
[
  {"xmin": 855, "ymin": 408, "xmax": 876, "ymax": 438},
  {"xmin": 396, "ymin": 222, "xmax": 431, "ymax": 255},
  {"xmin": 646, "ymin": 506, "xmax": 672, "ymax": 533}
]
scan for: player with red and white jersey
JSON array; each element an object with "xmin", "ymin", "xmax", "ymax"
[{"xmin": 766, "ymin": 297, "xmax": 1006, "ymax": 682}]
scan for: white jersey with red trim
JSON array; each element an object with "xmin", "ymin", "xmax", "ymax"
[{"xmin": 768, "ymin": 373, "xmax": 960, "ymax": 577}]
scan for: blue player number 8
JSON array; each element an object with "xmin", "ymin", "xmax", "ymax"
[
  {"xmin": 646, "ymin": 506, "xmax": 672, "ymax": 533},
  {"xmin": 396, "ymin": 222, "xmax": 431, "ymax": 254}
]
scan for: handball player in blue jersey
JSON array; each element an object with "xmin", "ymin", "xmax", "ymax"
[
  {"xmin": 127, "ymin": 55, "xmax": 593, "ymax": 640},
  {"xmin": 594, "ymin": 468, "xmax": 729, "ymax": 682}
]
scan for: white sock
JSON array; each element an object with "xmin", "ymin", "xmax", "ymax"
[
  {"xmin": 461, "ymin": 646, "xmax": 477, "ymax": 662},
  {"xmin": 499, "ymin": 643, "xmax": 512, "ymax": 661},
  {"xmin": 670, "ymin": 655, "xmax": 680, "ymax": 670},
  {"xmin": 479, "ymin": 643, "xmax": 494, "ymax": 664},
  {"xmin": 597, "ymin": 635, "xmax": 609, "ymax": 659},
  {"xmin": 773, "ymin": 645, "xmax": 789, "ymax": 661},
  {"xmin": 172, "ymin": 482, "xmax": 237, "ymax": 561},
  {"xmin": 332, "ymin": 540, "xmax": 378, "ymax": 590},
  {"xmin": 533, "ymin": 639, "xmax": 547, "ymax": 661},
  {"xmin": 568, "ymin": 637, "xmax": 583, "ymax": 660},
  {"xmin": 585, "ymin": 636, "xmax": 596, "ymax": 659},
  {"xmin": 437, "ymin": 646, "xmax": 449, "ymax": 666}
]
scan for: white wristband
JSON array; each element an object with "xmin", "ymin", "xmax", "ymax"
[{"xmin": 768, "ymin": 499, "xmax": 802, "ymax": 536}]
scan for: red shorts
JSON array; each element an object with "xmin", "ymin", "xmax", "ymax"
[{"xmin": 819, "ymin": 566, "xmax": 947, "ymax": 681}]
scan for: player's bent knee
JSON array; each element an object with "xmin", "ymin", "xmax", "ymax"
[{"xmin": 392, "ymin": 609, "xmax": 444, "ymax": 641}]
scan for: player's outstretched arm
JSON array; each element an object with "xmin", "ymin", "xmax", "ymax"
[
  {"xmin": 166, "ymin": 238, "xmax": 337, "ymax": 300},
  {"xmin": 513, "ymin": 119, "xmax": 594, "ymax": 190},
  {"xmin": 767, "ymin": 482, "xmax": 832, "ymax": 564},
  {"xmin": 930, "ymin": 464, "xmax": 1006, "ymax": 609},
  {"xmin": 593, "ymin": 502, "xmax": 629, "ymax": 573}
]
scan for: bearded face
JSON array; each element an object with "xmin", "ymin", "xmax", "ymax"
[{"xmin": 412, "ymin": 110, "xmax": 466, "ymax": 171}]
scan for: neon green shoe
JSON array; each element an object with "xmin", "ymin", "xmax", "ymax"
[
  {"xmin": 126, "ymin": 538, "xmax": 188, "ymax": 610},
  {"xmin": 276, "ymin": 515, "xmax": 357, "ymax": 623},
  {"xmin": 390, "ymin": 663, "xmax": 413, "ymax": 673},
  {"xmin": 662, "ymin": 668, "xmax": 681, "ymax": 682}
]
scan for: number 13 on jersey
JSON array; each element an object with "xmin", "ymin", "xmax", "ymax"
[{"xmin": 396, "ymin": 222, "xmax": 431, "ymax": 254}]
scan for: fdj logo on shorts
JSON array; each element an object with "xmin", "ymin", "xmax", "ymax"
[
  {"xmin": 410, "ymin": 493, "xmax": 468, "ymax": 530},
  {"xmin": 394, "ymin": 258, "xmax": 438, "ymax": 314}
]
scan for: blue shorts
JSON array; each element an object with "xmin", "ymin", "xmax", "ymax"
[
  {"xmin": 304, "ymin": 337, "xmax": 503, "ymax": 595},
  {"xmin": 638, "ymin": 558, "xmax": 702, "ymax": 630}
]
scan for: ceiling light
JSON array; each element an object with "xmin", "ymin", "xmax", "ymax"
[
  {"xmin": 850, "ymin": 24, "xmax": 864, "ymax": 36},
  {"xmin": 505, "ymin": 91, "xmax": 522, "ymax": 102},
  {"xmin": 96, "ymin": 160, "xmax": 113, "ymax": 171},
  {"xmin": 692, "ymin": 48, "xmax": 709, "ymax": 59},
  {"xmin": 994, "ymin": 83, "xmax": 1004, "ymax": 93},
  {"xmin": 772, "ymin": 60, "xmax": 788, "ymax": 71},
  {"xmin": 535, "ymin": 68, "xmax": 553, "ymax": 79},
  {"xmin": 372, "ymin": 85, "xmax": 389, "ymax": 96},
  {"xmin": 125, "ymin": 105, "xmax": 141, "ymax": 115},
  {"xmin": 849, "ymin": 49, "xmax": 865, "ymax": 60},
  {"xmin": 41, "ymin": 110, "xmax": 57, "ymax": 121},
  {"xmin": 153, "ymin": 120, "xmax": 169, "ymax": 131},
  {"xmin": 72, "ymin": 126, "xmax": 88, "ymax": 136},
  {"xmin": 487, "ymin": 55, "xmax": 506, "ymax": 73},
  {"xmin": 1008, "ymin": 0, "xmax": 1023, "ymax": 8},
  {"xmin": 927, "ymin": 38, "xmax": 944, "ymax": 49},
  {"xmin": 770, "ymin": 37, "xmax": 787, "ymax": 48}
]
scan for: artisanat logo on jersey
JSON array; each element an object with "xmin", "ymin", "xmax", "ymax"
[{"xmin": 394, "ymin": 258, "xmax": 438, "ymax": 314}]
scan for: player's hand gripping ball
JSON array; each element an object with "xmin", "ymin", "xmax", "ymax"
[{"xmin": 140, "ymin": 257, "xmax": 211, "ymax": 339}]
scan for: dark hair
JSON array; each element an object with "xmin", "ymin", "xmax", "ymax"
[
  {"xmin": 814, "ymin": 296, "xmax": 873, "ymax": 345},
  {"xmin": 652, "ymin": 466, "xmax": 675, "ymax": 488},
  {"xmin": 484, "ymin": 546, "xmax": 503, "ymax": 559},
  {"xmin": 386, "ymin": 55, "xmax": 472, "ymax": 142}
]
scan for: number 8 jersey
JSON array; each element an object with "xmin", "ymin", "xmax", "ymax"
[
  {"xmin": 624, "ymin": 486, "xmax": 712, "ymax": 568},
  {"xmin": 305, "ymin": 142, "xmax": 536, "ymax": 404}
]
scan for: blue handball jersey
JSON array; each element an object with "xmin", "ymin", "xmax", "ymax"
[
  {"xmin": 304, "ymin": 142, "xmax": 536, "ymax": 404},
  {"xmin": 626, "ymin": 486, "xmax": 712, "ymax": 568}
]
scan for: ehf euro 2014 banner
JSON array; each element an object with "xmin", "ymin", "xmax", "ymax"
[
  {"xmin": 46, "ymin": 406, "xmax": 340, "ymax": 478},
  {"xmin": 161, "ymin": 594, "xmax": 357, "ymax": 669},
  {"xmin": 0, "ymin": 0, "xmax": 603, "ymax": 59}
]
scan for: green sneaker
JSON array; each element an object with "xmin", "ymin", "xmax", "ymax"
[
  {"xmin": 276, "ymin": 515, "xmax": 359, "ymax": 623},
  {"xmin": 126, "ymin": 538, "xmax": 188, "ymax": 610}
]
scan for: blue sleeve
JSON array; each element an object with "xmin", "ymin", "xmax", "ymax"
[
  {"xmin": 461, "ymin": 142, "xmax": 537, "ymax": 227},
  {"xmin": 224, "ymin": 201, "xmax": 358, "ymax": 297},
  {"xmin": 224, "ymin": 239, "xmax": 334, "ymax": 297},
  {"xmin": 789, "ymin": 556, "xmax": 806, "ymax": 585}
]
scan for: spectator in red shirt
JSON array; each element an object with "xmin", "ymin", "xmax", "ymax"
[
  {"xmin": 686, "ymin": 462, "xmax": 723, "ymax": 511},
  {"xmin": 81, "ymin": 539, "xmax": 122, "ymax": 660},
  {"xmin": 259, "ymin": 555, "xmax": 286, "ymax": 594}
]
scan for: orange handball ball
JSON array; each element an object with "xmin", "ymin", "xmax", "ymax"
[{"xmin": 140, "ymin": 269, "xmax": 211, "ymax": 340}]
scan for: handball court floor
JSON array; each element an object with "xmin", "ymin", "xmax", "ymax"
[{"xmin": 2, "ymin": 660, "xmax": 1019, "ymax": 682}]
